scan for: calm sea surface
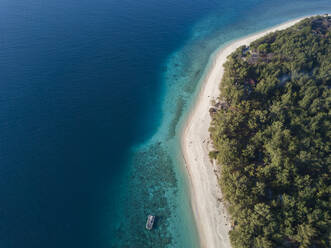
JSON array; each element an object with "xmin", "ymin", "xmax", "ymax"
[{"xmin": 0, "ymin": 0, "xmax": 330, "ymax": 247}]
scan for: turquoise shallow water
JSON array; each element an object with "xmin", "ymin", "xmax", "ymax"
[
  {"xmin": 111, "ymin": 2, "xmax": 331, "ymax": 247},
  {"xmin": 0, "ymin": 0, "xmax": 330, "ymax": 247}
]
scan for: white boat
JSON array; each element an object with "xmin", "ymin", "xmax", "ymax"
[{"xmin": 146, "ymin": 215, "xmax": 155, "ymax": 230}]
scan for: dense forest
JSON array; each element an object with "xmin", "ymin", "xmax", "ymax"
[{"xmin": 209, "ymin": 16, "xmax": 330, "ymax": 247}]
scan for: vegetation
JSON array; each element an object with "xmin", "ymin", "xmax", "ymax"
[{"xmin": 209, "ymin": 16, "xmax": 331, "ymax": 247}]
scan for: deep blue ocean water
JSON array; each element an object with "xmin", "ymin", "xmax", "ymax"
[{"xmin": 0, "ymin": 1, "xmax": 330, "ymax": 247}]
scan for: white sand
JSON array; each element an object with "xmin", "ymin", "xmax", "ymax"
[{"xmin": 181, "ymin": 17, "xmax": 307, "ymax": 248}]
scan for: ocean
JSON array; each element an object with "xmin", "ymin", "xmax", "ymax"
[{"xmin": 0, "ymin": 0, "xmax": 330, "ymax": 247}]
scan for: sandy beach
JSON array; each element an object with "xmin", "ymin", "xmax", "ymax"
[{"xmin": 181, "ymin": 17, "xmax": 307, "ymax": 248}]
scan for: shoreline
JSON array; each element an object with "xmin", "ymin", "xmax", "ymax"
[{"xmin": 181, "ymin": 17, "xmax": 309, "ymax": 248}]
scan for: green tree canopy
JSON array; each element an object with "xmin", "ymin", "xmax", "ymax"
[{"xmin": 209, "ymin": 16, "xmax": 331, "ymax": 247}]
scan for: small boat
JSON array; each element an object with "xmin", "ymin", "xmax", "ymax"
[{"xmin": 146, "ymin": 215, "xmax": 155, "ymax": 230}]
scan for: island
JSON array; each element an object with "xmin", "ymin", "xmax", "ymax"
[
  {"xmin": 182, "ymin": 15, "xmax": 330, "ymax": 248},
  {"xmin": 209, "ymin": 16, "xmax": 330, "ymax": 247}
]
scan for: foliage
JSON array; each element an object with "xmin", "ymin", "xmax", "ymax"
[{"xmin": 209, "ymin": 16, "xmax": 331, "ymax": 248}]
